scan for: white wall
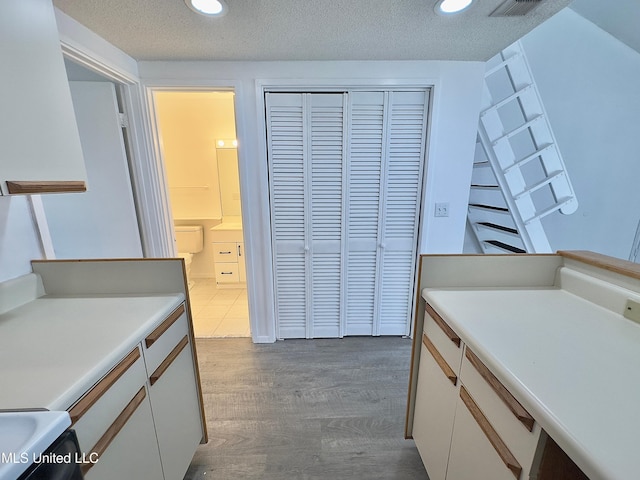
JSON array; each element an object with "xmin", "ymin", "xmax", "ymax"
[
  {"xmin": 139, "ymin": 60, "xmax": 484, "ymax": 252},
  {"xmin": 521, "ymin": 9, "xmax": 640, "ymax": 259},
  {"xmin": 139, "ymin": 60, "xmax": 485, "ymax": 341},
  {"xmin": 0, "ymin": 197, "xmax": 43, "ymax": 282}
]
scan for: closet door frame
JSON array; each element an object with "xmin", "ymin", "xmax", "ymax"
[{"xmin": 260, "ymin": 81, "xmax": 433, "ymax": 341}]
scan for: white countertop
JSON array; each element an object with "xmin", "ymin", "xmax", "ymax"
[
  {"xmin": 0, "ymin": 293, "xmax": 184, "ymax": 411},
  {"xmin": 423, "ymin": 287, "xmax": 640, "ymax": 480}
]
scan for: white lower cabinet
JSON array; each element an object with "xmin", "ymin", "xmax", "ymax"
[
  {"xmin": 412, "ymin": 339, "xmax": 458, "ymax": 480},
  {"xmin": 213, "ymin": 242, "xmax": 245, "ymax": 284},
  {"xmin": 68, "ymin": 302, "xmax": 204, "ymax": 480},
  {"xmin": 413, "ymin": 304, "xmax": 540, "ymax": 480},
  {"xmin": 446, "ymin": 387, "xmax": 520, "ymax": 480},
  {"xmin": 84, "ymin": 389, "xmax": 164, "ymax": 480}
]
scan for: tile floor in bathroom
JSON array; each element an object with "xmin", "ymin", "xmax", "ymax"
[{"xmin": 188, "ymin": 278, "xmax": 250, "ymax": 338}]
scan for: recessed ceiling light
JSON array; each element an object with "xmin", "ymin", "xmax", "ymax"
[
  {"xmin": 435, "ymin": 0, "xmax": 474, "ymax": 15},
  {"xmin": 185, "ymin": 0, "xmax": 228, "ymax": 17}
]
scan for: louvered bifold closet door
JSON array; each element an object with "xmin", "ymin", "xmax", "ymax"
[
  {"xmin": 266, "ymin": 93, "xmax": 308, "ymax": 339},
  {"xmin": 268, "ymin": 90, "xmax": 428, "ymax": 339},
  {"xmin": 377, "ymin": 91, "xmax": 429, "ymax": 336},
  {"xmin": 345, "ymin": 91, "xmax": 386, "ymax": 336},
  {"xmin": 267, "ymin": 92, "xmax": 345, "ymax": 339}
]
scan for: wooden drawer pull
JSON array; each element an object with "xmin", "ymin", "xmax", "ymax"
[
  {"xmin": 460, "ymin": 386, "xmax": 522, "ymax": 479},
  {"xmin": 426, "ymin": 303, "xmax": 461, "ymax": 347},
  {"xmin": 422, "ymin": 333, "xmax": 457, "ymax": 386},
  {"xmin": 68, "ymin": 347, "xmax": 140, "ymax": 424},
  {"xmin": 81, "ymin": 387, "xmax": 147, "ymax": 475},
  {"xmin": 149, "ymin": 336, "xmax": 189, "ymax": 386},
  {"xmin": 145, "ymin": 303, "xmax": 185, "ymax": 348},
  {"xmin": 465, "ymin": 348, "xmax": 535, "ymax": 432}
]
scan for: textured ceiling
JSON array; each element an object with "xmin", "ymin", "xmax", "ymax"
[{"xmin": 52, "ymin": 0, "xmax": 572, "ymax": 62}]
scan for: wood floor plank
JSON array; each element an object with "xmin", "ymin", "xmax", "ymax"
[{"xmin": 184, "ymin": 337, "xmax": 428, "ymax": 480}]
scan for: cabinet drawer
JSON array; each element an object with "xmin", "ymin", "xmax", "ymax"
[
  {"xmin": 215, "ymin": 263, "xmax": 239, "ymax": 283},
  {"xmin": 460, "ymin": 348, "xmax": 541, "ymax": 472},
  {"xmin": 213, "ymin": 242, "xmax": 238, "ymax": 262},
  {"xmin": 424, "ymin": 303, "xmax": 463, "ymax": 374},
  {"xmin": 143, "ymin": 303, "xmax": 189, "ymax": 376},
  {"xmin": 68, "ymin": 346, "xmax": 147, "ymax": 454}
]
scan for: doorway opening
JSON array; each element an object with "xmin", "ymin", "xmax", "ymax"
[{"xmin": 153, "ymin": 90, "xmax": 250, "ymax": 338}]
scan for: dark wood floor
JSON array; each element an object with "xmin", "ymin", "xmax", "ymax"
[{"xmin": 184, "ymin": 337, "xmax": 428, "ymax": 480}]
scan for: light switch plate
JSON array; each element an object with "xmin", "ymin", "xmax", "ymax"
[{"xmin": 623, "ymin": 299, "xmax": 640, "ymax": 324}]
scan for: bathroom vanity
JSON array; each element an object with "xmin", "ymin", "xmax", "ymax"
[
  {"xmin": 0, "ymin": 259, "xmax": 206, "ymax": 480},
  {"xmin": 406, "ymin": 251, "xmax": 640, "ymax": 480},
  {"xmin": 210, "ymin": 220, "xmax": 245, "ymax": 285}
]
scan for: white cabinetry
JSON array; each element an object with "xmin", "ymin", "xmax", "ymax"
[
  {"xmin": 0, "ymin": 0, "xmax": 86, "ymax": 195},
  {"xmin": 412, "ymin": 303, "xmax": 540, "ymax": 480},
  {"xmin": 144, "ymin": 305, "xmax": 204, "ymax": 480},
  {"xmin": 68, "ymin": 303, "xmax": 204, "ymax": 480},
  {"xmin": 446, "ymin": 387, "xmax": 520, "ymax": 480},
  {"xmin": 213, "ymin": 242, "xmax": 245, "ymax": 284},
  {"xmin": 412, "ymin": 307, "xmax": 463, "ymax": 480}
]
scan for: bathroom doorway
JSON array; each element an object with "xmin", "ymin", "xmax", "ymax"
[{"xmin": 153, "ymin": 90, "xmax": 250, "ymax": 338}]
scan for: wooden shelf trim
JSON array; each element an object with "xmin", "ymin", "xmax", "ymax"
[
  {"xmin": 6, "ymin": 180, "xmax": 87, "ymax": 194},
  {"xmin": 426, "ymin": 303, "xmax": 461, "ymax": 347},
  {"xmin": 145, "ymin": 303, "xmax": 185, "ymax": 348},
  {"xmin": 465, "ymin": 348, "xmax": 535, "ymax": 432},
  {"xmin": 149, "ymin": 335, "xmax": 189, "ymax": 386},
  {"xmin": 558, "ymin": 250, "xmax": 640, "ymax": 281},
  {"xmin": 68, "ymin": 347, "xmax": 140, "ymax": 424},
  {"xmin": 422, "ymin": 333, "xmax": 457, "ymax": 386},
  {"xmin": 460, "ymin": 385, "xmax": 522, "ymax": 479},
  {"xmin": 81, "ymin": 387, "xmax": 147, "ymax": 475}
]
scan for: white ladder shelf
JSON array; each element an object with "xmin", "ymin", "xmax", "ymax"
[{"xmin": 469, "ymin": 41, "xmax": 578, "ymax": 254}]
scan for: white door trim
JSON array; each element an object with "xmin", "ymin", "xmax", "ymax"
[
  {"xmin": 55, "ymin": 19, "xmax": 175, "ymax": 259},
  {"xmin": 142, "ymin": 81, "xmax": 269, "ymax": 342}
]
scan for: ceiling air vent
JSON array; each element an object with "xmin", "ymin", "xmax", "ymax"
[{"xmin": 490, "ymin": 0, "xmax": 542, "ymax": 17}]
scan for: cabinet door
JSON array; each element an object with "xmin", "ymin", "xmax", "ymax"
[
  {"xmin": 0, "ymin": 0, "xmax": 86, "ymax": 195},
  {"xmin": 446, "ymin": 386, "xmax": 522, "ymax": 480},
  {"xmin": 148, "ymin": 338, "xmax": 204, "ymax": 480},
  {"xmin": 412, "ymin": 337, "xmax": 459, "ymax": 480},
  {"xmin": 83, "ymin": 388, "xmax": 164, "ymax": 480}
]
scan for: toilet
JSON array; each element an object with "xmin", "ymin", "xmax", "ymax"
[{"xmin": 175, "ymin": 225, "xmax": 204, "ymax": 289}]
